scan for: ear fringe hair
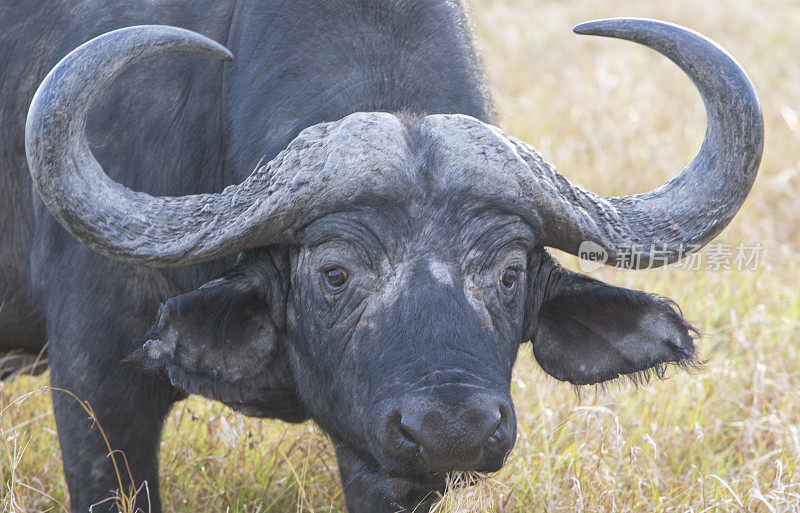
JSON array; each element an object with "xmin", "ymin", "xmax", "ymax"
[
  {"xmin": 622, "ymin": 351, "xmax": 704, "ymax": 388},
  {"xmin": 572, "ymin": 294, "xmax": 705, "ymax": 394},
  {"xmin": 570, "ymin": 355, "xmax": 705, "ymax": 396},
  {"xmin": 561, "ymin": 292, "xmax": 704, "ymax": 393},
  {"xmin": 653, "ymin": 293, "xmax": 703, "ymax": 339}
]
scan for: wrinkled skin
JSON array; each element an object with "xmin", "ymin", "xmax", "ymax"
[
  {"xmin": 2, "ymin": 2, "xmax": 703, "ymax": 512},
  {"xmin": 138, "ymin": 117, "xmax": 697, "ymax": 511}
]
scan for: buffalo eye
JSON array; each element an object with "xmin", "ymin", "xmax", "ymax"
[
  {"xmin": 323, "ymin": 267, "xmax": 349, "ymax": 292},
  {"xmin": 500, "ymin": 268, "xmax": 519, "ymax": 291}
]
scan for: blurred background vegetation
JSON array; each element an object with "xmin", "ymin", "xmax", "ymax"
[{"xmin": 3, "ymin": 0, "xmax": 799, "ymax": 511}]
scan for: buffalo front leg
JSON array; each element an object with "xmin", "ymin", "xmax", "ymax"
[
  {"xmin": 50, "ymin": 337, "xmax": 176, "ymax": 512},
  {"xmin": 50, "ymin": 340, "xmax": 176, "ymax": 512},
  {"xmin": 335, "ymin": 446, "xmax": 443, "ymax": 513},
  {"xmin": 43, "ymin": 276, "xmax": 180, "ymax": 513}
]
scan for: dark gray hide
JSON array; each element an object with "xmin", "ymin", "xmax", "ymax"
[{"xmin": 3, "ymin": 2, "xmax": 761, "ymax": 512}]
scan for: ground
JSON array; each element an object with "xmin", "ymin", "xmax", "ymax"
[{"xmin": 3, "ymin": 0, "xmax": 800, "ymax": 511}]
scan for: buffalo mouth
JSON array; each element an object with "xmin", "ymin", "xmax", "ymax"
[
  {"xmin": 388, "ymin": 468, "xmax": 488, "ymax": 490},
  {"xmin": 391, "ymin": 469, "xmax": 450, "ymax": 490},
  {"xmin": 337, "ymin": 445, "xmax": 493, "ymax": 512},
  {"xmin": 364, "ymin": 458, "xmax": 486, "ymax": 502},
  {"xmin": 363, "ymin": 387, "xmax": 517, "ymax": 485}
]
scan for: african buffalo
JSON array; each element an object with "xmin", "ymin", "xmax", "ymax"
[{"xmin": 1, "ymin": 1, "xmax": 761, "ymax": 511}]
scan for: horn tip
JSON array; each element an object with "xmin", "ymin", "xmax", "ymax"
[
  {"xmin": 218, "ymin": 47, "xmax": 234, "ymax": 62},
  {"xmin": 573, "ymin": 18, "xmax": 653, "ymax": 37},
  {"xmin": 572, "ymin": 21, "xmax": 594, "ymax": 35},
  {"xmin": 198, "ymin": 36, "xmax": 233, "ymax": 62},
  {"xmin": 573, "ymin": 19, "xmax": 613, "ymax": 36}
]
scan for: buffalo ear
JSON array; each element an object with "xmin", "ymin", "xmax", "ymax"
[
  {"xmin": 134, "ymin": 252, "xmax": 306, "ymax": 421},
  {"xmin": 530, "ymin": 268, "xmax": 698, "ymax": 386}
]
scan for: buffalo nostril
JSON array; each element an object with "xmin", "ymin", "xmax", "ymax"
[
  {"xmin": 398, "ymin": 417, "xmax": 429, "ymax": 457},
  {"xmin": 386, "ymin": 412, "xmax": 425, "ymax": 462},
  {"xmin": 382, "ymin": 398, "xmax": 514, "ymax": 473},
  {"xmin": 397, "ymin": 420, "xmax": 420, "ymax": 447},
  {"xmin": 486, "ymin": 425, "xmax": 503, "ymax": 445},
  {"xmin": 475, "ymin": 409, "xmax": 503, "ymax": 445}
]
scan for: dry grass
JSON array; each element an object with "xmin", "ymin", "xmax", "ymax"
[{"xmin": 3, "ymin": 0, "xmax": 800, "ymax": 511}]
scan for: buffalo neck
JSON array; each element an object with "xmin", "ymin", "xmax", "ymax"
[{"xmin": 222, "ymin": 0, "xmax": 495, "ymax": 181}]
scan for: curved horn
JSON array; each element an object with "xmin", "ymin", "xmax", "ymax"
[
  {"xmin": 539, "ymin": 18, "xmax": 763, "ymax": 267},
  {"xmin": 26, "ymin": 25, "xmax": 405, "ymax": 267}
]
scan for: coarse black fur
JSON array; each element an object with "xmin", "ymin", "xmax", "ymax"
[{"xmin": 0, "ymin": 2, "xmax": 697, "ymax": 512}]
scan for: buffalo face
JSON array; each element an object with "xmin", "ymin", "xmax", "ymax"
[
  {"xmin": 135, "ymin": 116, "xmax": 699, "ymax": 508},
  {"xmin": 286, "ymin": 204, "xmax": 530, "ymax": 477}
]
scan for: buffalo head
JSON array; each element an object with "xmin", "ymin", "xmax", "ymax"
[{"xmin": 25, "ymin": 19, "xmax": 762, "ymax": 511}]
